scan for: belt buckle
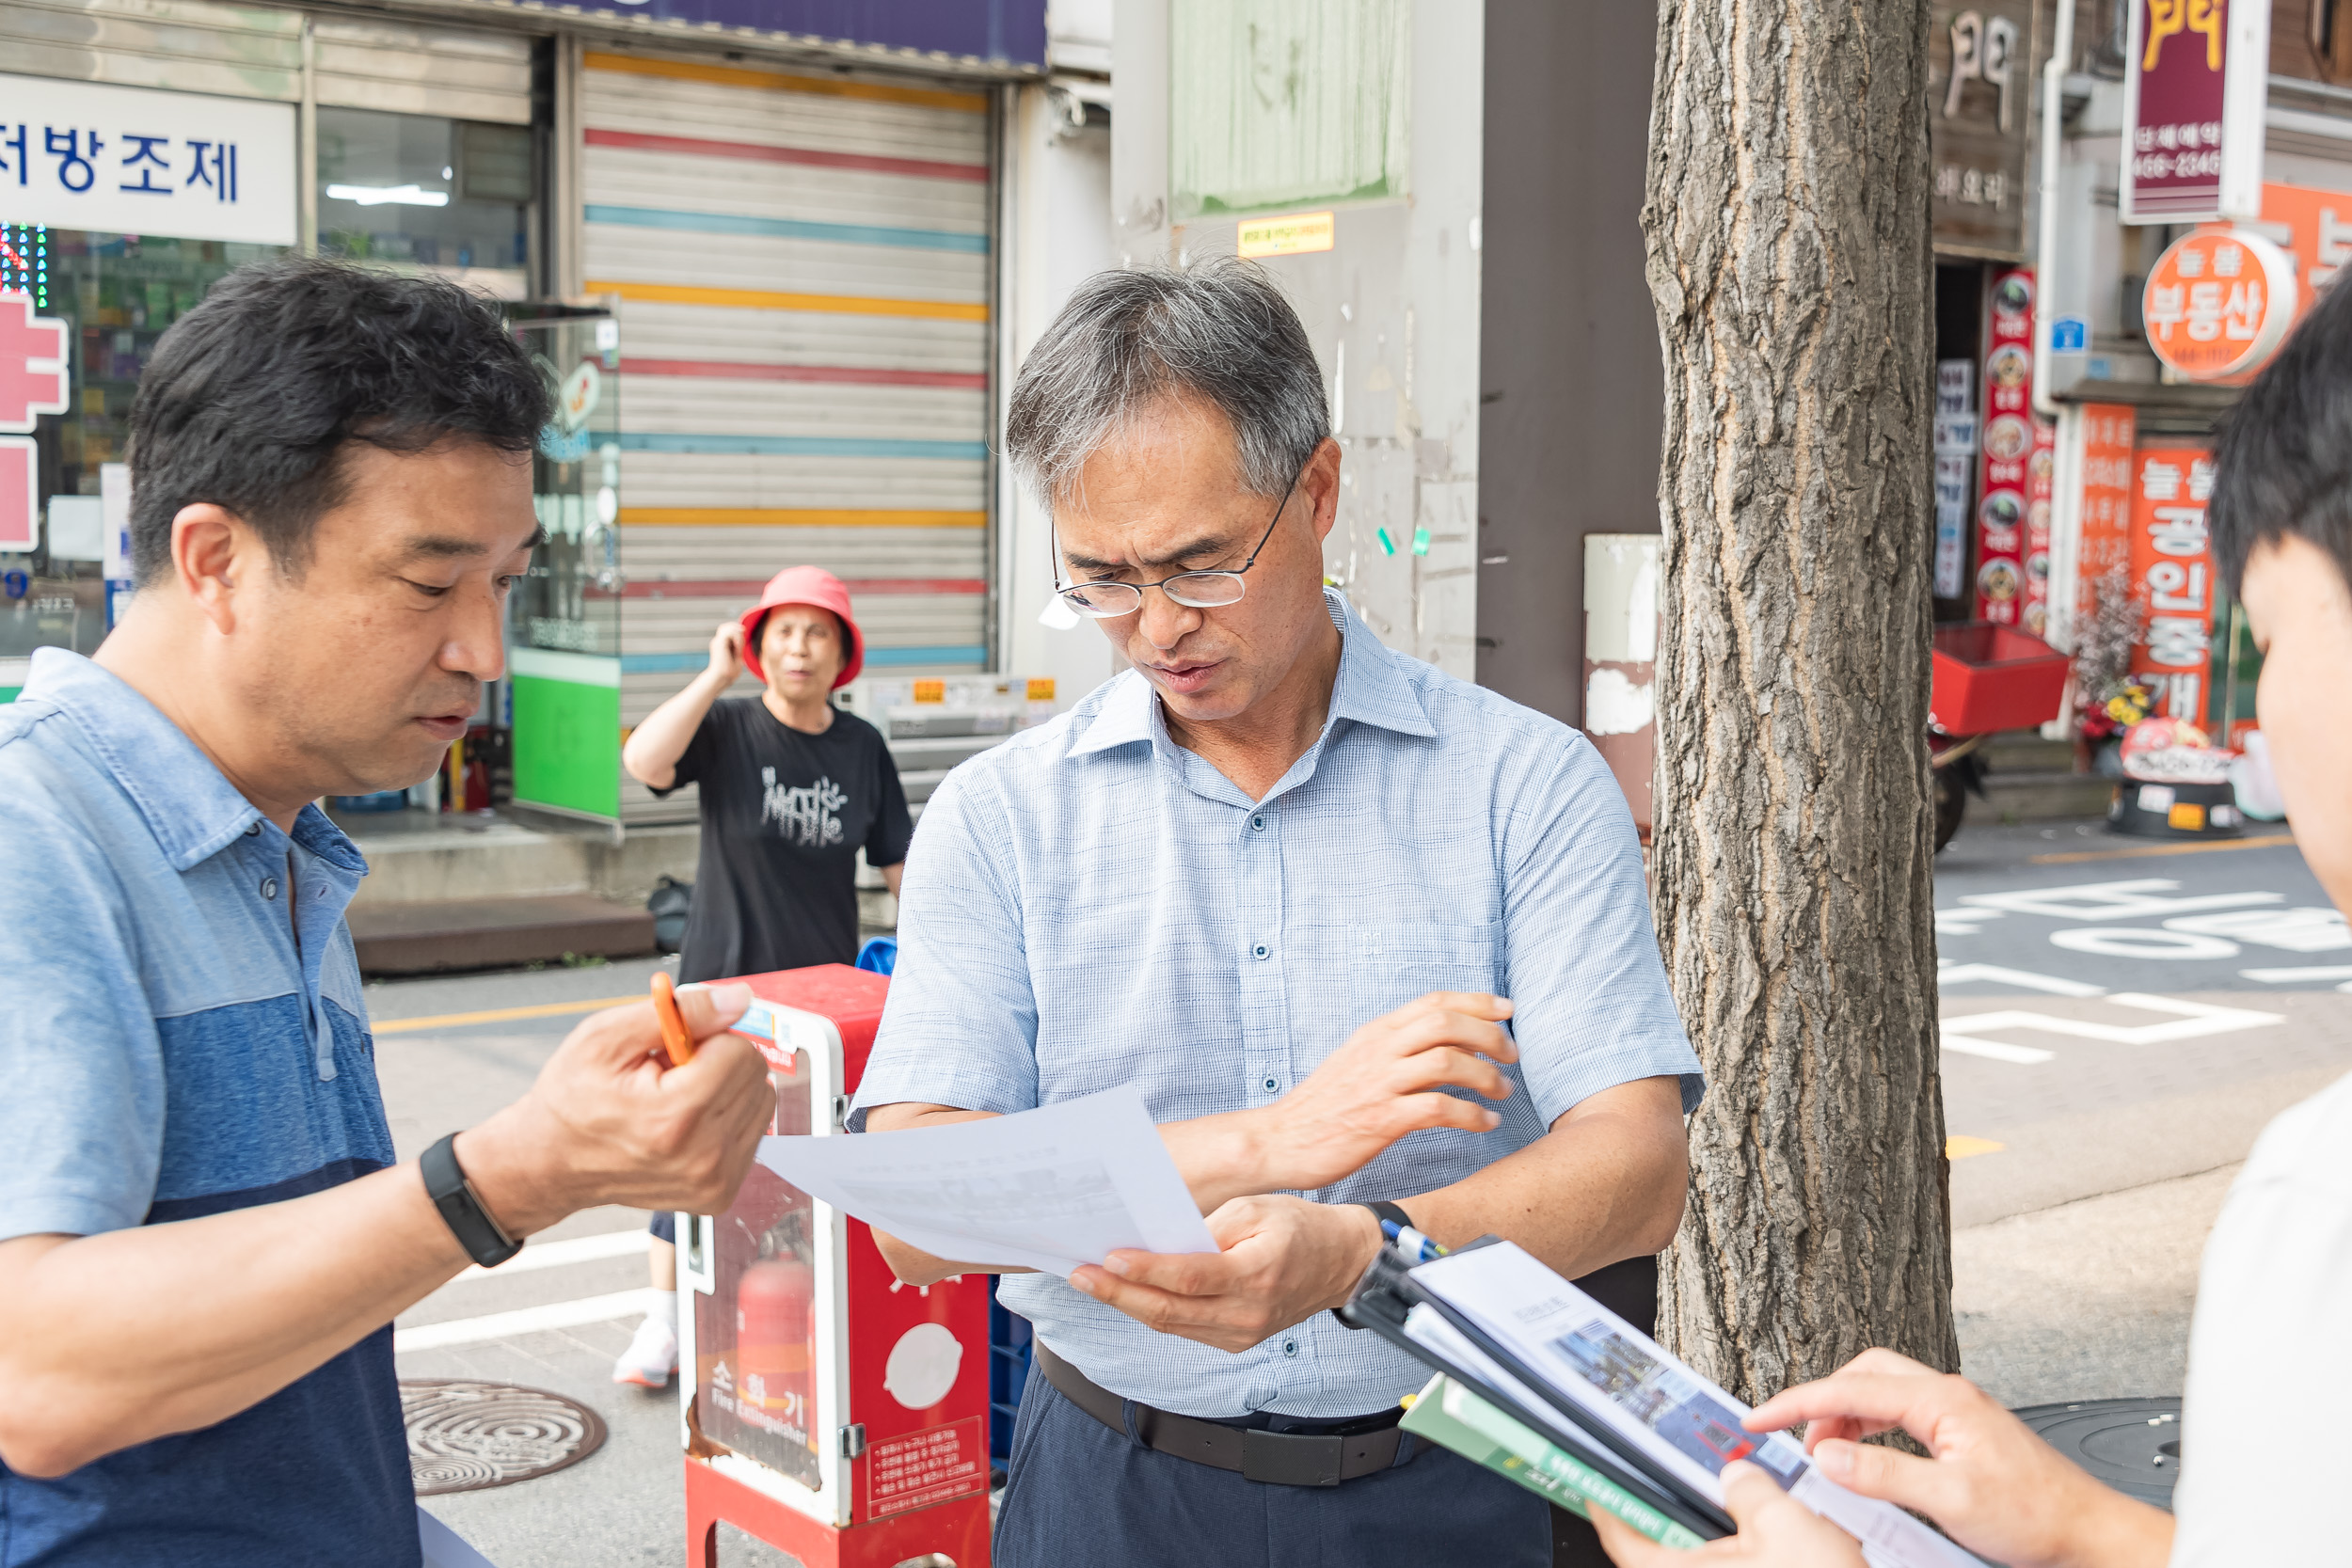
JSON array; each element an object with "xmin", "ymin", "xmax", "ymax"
[{"xmin": 1238, "ymin": 1428, "xmax": 1343, "ymax": 1487}]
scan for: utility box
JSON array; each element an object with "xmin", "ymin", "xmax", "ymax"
[{"xmin": 676, "ymin": 964, "xmax": 993, "ymax": 1568}]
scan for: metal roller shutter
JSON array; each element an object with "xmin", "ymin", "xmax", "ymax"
[
  {"xmin": 0, "ymin": 0, "xmax": 302, "ymax": 100},
  {"xmin": 311, "ymin": 16, "xmax": 534, "ymax": 125},
  {"xmin": 579, "ymin": 47, "xmax": 994, "ymax": 822},
  {"xmin": 0, "ymin": 4, "xmax": 532, "ymax": 122}
]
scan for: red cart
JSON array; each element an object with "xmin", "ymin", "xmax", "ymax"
[{"xmin": 1928, "ymin": 623, "xmax": 2074, "ymax": 851}]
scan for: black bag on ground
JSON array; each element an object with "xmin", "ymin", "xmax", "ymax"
[{"xmin": 647, "ymin": 876, "xmax": 692, "ymax": 954}]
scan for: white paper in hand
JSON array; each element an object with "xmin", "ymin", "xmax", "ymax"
[{"xmin": 755, "ymin": 1085, "xmax": 1219, "ymax": 1276}]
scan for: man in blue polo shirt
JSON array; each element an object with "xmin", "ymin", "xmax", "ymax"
[{"xmin": 0, "ymin": 261, "xmax": 775, "ymax": 1566}]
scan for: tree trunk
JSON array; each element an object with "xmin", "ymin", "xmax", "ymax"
[{"xmin": 1641, "ymin": 0, "xmax": 1958, "ymax": 1402}]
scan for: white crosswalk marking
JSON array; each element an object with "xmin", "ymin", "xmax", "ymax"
[
  {"xmin": 396, "ymin": 1289, "xmax": 652, "ymax": 1353},
  {"xmin": 2242, "ymin": 964, "xmax": 2352, "ymax": 992},
  {"xmin": 1937, "ymin": 963, "xmax": 2107, "ymax": 997},
  {"xmin": 452, "ymin": 1227, "xmax": 650, "ymax": 1283},
  {"xmin": 1959, "ymin": 879, "xmax": 2280, "ymax": 921}
]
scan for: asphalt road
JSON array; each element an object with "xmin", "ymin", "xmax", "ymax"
[{"xmin": 374, "ymin": 816, "xmax": 2352, "ymax": 1564}]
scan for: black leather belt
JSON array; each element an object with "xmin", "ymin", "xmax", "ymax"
[{"xmin": 1031, "ymin": 1342, "xmax": 1412, "ymax": 1487}]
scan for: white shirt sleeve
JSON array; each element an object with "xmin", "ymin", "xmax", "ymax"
[{"xmin": 2168, "ymin": 1069, "xmax": 2352, "ymax": 1567}]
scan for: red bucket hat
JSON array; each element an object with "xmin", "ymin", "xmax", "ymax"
[{"xmin": 739, "ymin": 565, "xmax": 865, "ymax": 689}]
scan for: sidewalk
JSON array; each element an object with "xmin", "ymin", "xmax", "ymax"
[{"xmin": 1954, "ymin": 1163, "xmax": 2233, "ymax": 1408}]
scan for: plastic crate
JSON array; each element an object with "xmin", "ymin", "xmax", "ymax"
[{"xmin": 1929, "ymin": 623, "xmax": 2072, "ymax": 736}]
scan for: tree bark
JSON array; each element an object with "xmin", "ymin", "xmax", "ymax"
[{"xmin": 1641, "ymin": 0, "xmax": 1958, "ymax": 1402}]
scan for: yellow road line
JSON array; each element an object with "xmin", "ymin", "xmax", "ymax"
[
  {"xmin": 372, "ymin": 996, "xmax": 641, "ymax": 1035},
  {"xmin": 1946, "ymin": 1135, "xmax": 2006, "ymax": 1160},
  {"xmin": 586, "ymin": 278, "xmax": 989, "ymax": 322},
  {"xmin": 619, "ymin": 508, "xmax": 985, "ymax": 528},
  {"xmin": 583, "ymin": 50, "xmax": 989, "ymax": 112},
  {"xmin": 2028, "ymin": 832, "xmax": 2296, "ymax": 864}
]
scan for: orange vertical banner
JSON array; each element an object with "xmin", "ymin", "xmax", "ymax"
[
  {"xmin": 2126, "ymin": 445, "xmax": 2216, "ymax": 722},
  {"xmin": 2077, "ymin": 404, "xmax": 2137, "ymax": 615}
]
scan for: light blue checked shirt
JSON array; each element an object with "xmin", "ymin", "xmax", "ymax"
[{"xmin": 852, "ymin": 592, "xmax": 1702, "ymax": 1419}]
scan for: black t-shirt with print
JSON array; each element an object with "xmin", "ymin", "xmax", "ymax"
[{"xmin": 654, "ymin": 698, "xmax": 913, "ymax": 984}]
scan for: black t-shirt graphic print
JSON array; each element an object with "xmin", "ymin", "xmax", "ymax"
[{"xmin": 653, "ymin": 698, "xmax": 913, "ymax": 984}]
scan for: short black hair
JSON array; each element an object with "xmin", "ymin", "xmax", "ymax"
[
  {"xmin": 127, "ymin": 260, "xmax": 550, "ymax": 586},
  {"xmin": 2208, "ymin": 270, "xmax": 2352, "ymax": 598}
]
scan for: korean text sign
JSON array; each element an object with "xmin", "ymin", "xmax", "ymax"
[
  {"xmin": 2128, "ymin": 447, "xmax": 2216, "ymax": 721},
  {"xmin": 2122, "ymin": 0, "xmax": 2270, "ymax": 223},
  {"xmin": 2142, "ymin": 229, "xmax": 2297, "ymax": 379},
  {"xmin": 0, "ymin": 73, "xmax": 295, "ymax": 247},
  {"xmin": 2076, "ymin": 404, "xmax": 2137, "ymax": 620}
]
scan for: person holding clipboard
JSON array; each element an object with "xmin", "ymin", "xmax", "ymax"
[
  {"xmin": 0, "ymin": 261, "xmax": 773, "ymax": 1567},
  {"xmin": 1593, "ymin": 213, "xmax": 2352, "ymax": 1568},
  {"xmin": 610, "ymin": 566, "xmax": 912, "ymax": 1387}
]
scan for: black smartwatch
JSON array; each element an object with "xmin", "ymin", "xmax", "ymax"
[
  {"xmin": 1357, "ymin": 1199, "xmax": 1412, "ymax": 1237},
  {"xmin": 422, "ymin": 1132, "xmax": 523, "ymax": 1268}
]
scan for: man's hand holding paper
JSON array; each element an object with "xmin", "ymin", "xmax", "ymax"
[
  {"xmin": 853, "ymin": 990, "xmax": 1522, "ymax": 1340},
  {"xmin": 754, "ymin": 1085, "xmax": 1220, "ymax": 1277}
]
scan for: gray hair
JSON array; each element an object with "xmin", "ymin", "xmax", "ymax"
[{"xmin": 1004, "ymin": 257, "xmax": 1330, "ymax": 510}]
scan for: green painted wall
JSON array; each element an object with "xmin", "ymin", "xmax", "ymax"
[{"xmin": 511, "ymin": 673, "xmax": 621, "ymax": 819}]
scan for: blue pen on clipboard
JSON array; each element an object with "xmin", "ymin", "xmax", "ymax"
[{"xmin": 1379, "ymin": 1218, "xmax": 1446, "ymax": 1264}]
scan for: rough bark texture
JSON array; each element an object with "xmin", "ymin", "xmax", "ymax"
[{"xmin": 1641, "ymin": 0, "xmax": 1959, "ymax": 1402}]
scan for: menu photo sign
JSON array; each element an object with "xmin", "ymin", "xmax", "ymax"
[
  {"xmin": 2122, "ymin": 0, "xmax": 2273, "ymax": 224},
  {"xmin": 1973, "ymin": 268, "xmax": 2051, "ymax": 626}
]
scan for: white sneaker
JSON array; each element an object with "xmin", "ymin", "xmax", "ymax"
[{"xmin": 612, "ymin": 1315, "xmax": 678, "ymax": 1387}]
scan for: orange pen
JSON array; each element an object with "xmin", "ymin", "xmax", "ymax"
[{"xmin": 649, "ymin": 971, "xmax": 695, "ymax": 1068}]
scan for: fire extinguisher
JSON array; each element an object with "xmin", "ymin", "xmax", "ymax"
[{"xmin": 736, "ymin": 1252, "xmax": 815, "ymax": 1443}]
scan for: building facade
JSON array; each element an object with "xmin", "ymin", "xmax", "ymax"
[{"xmin": 0, "ymin": 0, "xmax": 1087, "ymax": 832}]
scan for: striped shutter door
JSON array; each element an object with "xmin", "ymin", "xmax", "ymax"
[{"xmin": 579, "ymin": 50, "xmax": 993, "ymax": 823}]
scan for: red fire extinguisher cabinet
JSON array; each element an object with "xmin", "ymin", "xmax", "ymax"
[{"xmin": 675, "ymin": 963, "xmax": 993, "ymax": 1568}]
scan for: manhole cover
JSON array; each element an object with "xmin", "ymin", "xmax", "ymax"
[
  {"xmin": 402, "ymin": 1379, "xmax": 609, "ymax": 1496},
  {"xmin": 2014, "ymin": 1397, "xmax": 2182, "ymax": 1509}
]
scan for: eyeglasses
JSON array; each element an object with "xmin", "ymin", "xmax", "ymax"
[{"xmin": 1052, "ymin": 475, "xmax": 1299, "ymax": 619}]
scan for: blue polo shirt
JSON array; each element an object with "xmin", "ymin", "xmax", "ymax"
[
  {"xmin": 0, "ymin": 650, "xmax": 413, "ymax": 1567},
  {"xmin": 854, "ymin": 591, "xmax": 1702, "ymax": 1419}
]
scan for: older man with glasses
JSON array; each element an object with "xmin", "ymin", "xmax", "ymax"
[{"xmin": 850, "ymin": 258, "xmax": 1702, "ymax": 1568}]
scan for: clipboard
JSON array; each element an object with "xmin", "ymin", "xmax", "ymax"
[
  {"xmin": 1341, "ymin": 1241, "xmax": 1734, "ymax": 1541},
  {"xmin": 1344, "ymin": 1240, "xmax": 1989, "ymax": 1568}
]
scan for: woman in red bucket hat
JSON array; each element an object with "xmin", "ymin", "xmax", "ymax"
[{"xmin": 611, "ymin": 564, "xmax": 911, "ymax": 1386}]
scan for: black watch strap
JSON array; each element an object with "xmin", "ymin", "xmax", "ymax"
[
  {"xmin": 422, "ymin": 1132, "xmax": 522, "ymax": 1268},
  {"xmin": 1357, "ymin": 1199, "xmax": 1412, "ymax": 1235}
]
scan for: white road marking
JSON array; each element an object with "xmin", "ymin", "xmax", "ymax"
[
  {"xmin": 1960, "ymin": 879, "xmax": 2279, "ymax": 922},
  {"xmin": 1935, "ymin": 907, "xmax": 2007, "ymax": 937},
  {"xmin": 2050, "ymin": 927, "xmax": 2242, "ymax": 959},
  {"xmin": 2242, "ymin": 964, "xmax": 2352, "ymax": 991},
  {"xmin": 1940, "ymin": 993, "xmax": 2281, "ymax": 1065},
  {"xmin": 395, "ymin": 1289, "xmax": 652, "ymax": 1353},
  {"xmin": 1937, "ymin": 963, "xmax": 2107, "ymax": 997},
  {"xmin": 451, "ymin": 1227, "xmax": 650, "ymax": 1284},
  {"xmin": 1941, "ymin": 1036, "xmax": 2058, "ymax": 1065},
  {"xmin": 2167, "ymin": 907, "xmax": 2351, "ymax": 952}
]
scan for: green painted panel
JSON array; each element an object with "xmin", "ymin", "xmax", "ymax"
[
  {"xmin": 1171, "ymin": 0, "xmax": 1410, "ymax": 221},
  {"xmin": 511, "ymin": 673, "xmax": 620, "ymax": 819},
  {"xmin": 0, "ymin": 689, "xmax": 19, "ymax": 705}
]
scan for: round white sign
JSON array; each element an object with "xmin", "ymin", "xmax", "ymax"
[{"xmin": 882, "ymin": 1322, "xmax": 964, "ymax": 1411}]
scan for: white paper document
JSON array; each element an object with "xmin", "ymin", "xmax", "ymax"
[
  {"xmin": 754, "ymin": 1085, "xmax": 1219, "ymax": 1276},
  {"xmin": 1412, "ymin": 1243, "xmax": 1985, "ymax": 1568}
]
